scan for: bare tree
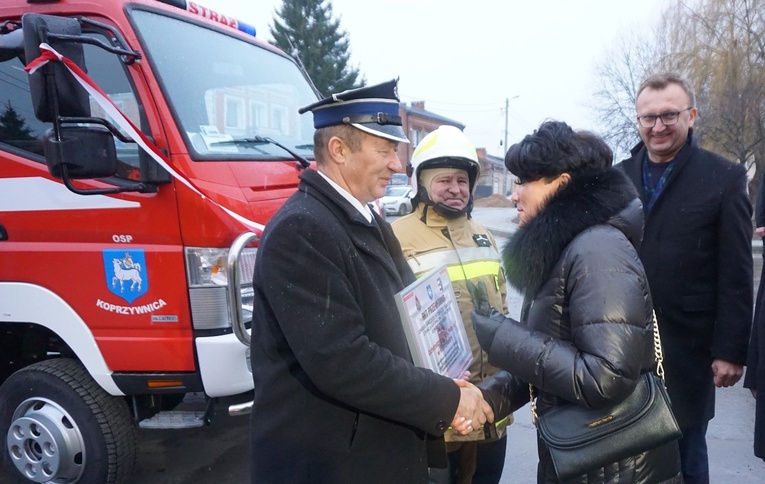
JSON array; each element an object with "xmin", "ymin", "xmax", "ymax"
[
  {"xmin": 680, "ymin": 0, "xmax": 765, "ymax": 198},
  {"xmin": 593, "ymin": 0, "xmax": 765, "ymax": 200},
  {"xmin": 682, "ymin": 1, "xmax": 763, "ymax": 155},
  {"xmin": 590, "ymin": 32, "xmax": 647, "ymax": 160}
]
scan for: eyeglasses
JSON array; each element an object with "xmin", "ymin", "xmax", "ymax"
[{"xmin": 636, "ymin": 107, "xmax": 693, "ymax": 128}]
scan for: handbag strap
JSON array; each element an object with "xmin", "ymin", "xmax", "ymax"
[
  {"xmin": 652, "ymin": 310, "xmax": 666, "ymax": 380},
  {"xmin": 529, "ymin": 310, "xmax": 666, "ymax": 426}
]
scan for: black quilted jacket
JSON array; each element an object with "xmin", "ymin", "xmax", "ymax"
[{"xmin": 482, "ymin": 168, "xmax": 682, "ymax": 483}]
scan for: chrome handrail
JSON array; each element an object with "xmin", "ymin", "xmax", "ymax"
[
  {"xmin": 226, "ymin": 232, "xmax": 259, "ymax": 346},
  {"xmin": 228, "ymin": 401, "xmax": 253, "ymax": 417}
]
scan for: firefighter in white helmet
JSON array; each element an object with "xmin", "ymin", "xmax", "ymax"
[{"xmin": 392, "ymin": 125, "xmax": 511, "ymax": 484}]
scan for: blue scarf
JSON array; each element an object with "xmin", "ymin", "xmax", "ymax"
[{"xmin": 641, "ymin": 153, "xmax": 676, "ymax": 212}]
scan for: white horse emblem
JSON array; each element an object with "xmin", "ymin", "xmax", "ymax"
[{"xmin": 112, "ymin": 258, "xmax": 142, "ymax": 292}]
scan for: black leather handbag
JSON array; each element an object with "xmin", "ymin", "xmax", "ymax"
[{"xmin": 532, "ymin": 313, "xmax": 682, "ymax": 481}]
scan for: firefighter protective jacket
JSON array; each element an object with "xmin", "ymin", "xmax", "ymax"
[{"xmin": 392, "ymin": 204, "xmax": 511, "ymax": 441}]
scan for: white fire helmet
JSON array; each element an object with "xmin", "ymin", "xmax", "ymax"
[{"xmin": 407, "ymin": 125, "xmax": 480, "ymax": 199}]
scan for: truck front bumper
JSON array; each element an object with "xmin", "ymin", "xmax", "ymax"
[{"xmin": 195, "ymin": 331, "xmax": 253, "ymax": 398}]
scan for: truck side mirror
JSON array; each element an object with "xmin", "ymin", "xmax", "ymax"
[
  {"xmin": 22, "ymin": 13, "xmax": 90, "ymax": 122},
  {"xmin": 0, "ymin": 28, "xmax": 25, "ymax": 63},
  {"xmin": 43, "ymin": 126, "xmax": 117, "ymax": 179}
]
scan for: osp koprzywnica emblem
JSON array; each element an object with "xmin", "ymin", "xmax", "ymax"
[{"xmin": 102, "ymin": 249, "xmax": 148, "ymax": 304}]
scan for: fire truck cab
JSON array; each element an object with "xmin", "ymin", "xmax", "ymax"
[{"xmin": 0, "ymin": 1, "xmax": 317, "ymax": 482}]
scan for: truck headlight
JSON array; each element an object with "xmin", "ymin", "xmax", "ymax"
[{"xmin": 185, "ymin": 247, "xmax": 256, "ymax": 330}]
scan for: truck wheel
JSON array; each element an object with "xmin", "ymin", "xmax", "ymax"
[{"xmin": 0, "ymin": 358, "xmax": 137, "ymax": 483}]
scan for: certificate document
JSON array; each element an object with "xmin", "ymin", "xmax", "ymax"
[{"xmin": 394, "ymin": 264, "xmax": 473, "ymax": 379}]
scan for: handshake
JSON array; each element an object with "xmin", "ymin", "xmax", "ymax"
[
  {"xmin": 450, "ymin": 373, "xmax": 516, "ymax": 436},
  {"xmin": 450, "ymin": 378, "xmax": 493, "ymax": 435},
  {"xmin": 448, "ymin": 281, "xmax": 514, "ymax": 435}
]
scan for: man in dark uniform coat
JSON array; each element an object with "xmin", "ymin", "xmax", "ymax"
[
  {"xmin": 249, "ymin": 79, "xmax": 492, "ymax": 484},
  {"xmin": 618, "ymin": 73, "xmax": 752, "ymax": 484}
]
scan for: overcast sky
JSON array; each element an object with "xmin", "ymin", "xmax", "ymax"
[{"xmin": 203, "ymin": 0, "xmax": 668, "ymax": 157}]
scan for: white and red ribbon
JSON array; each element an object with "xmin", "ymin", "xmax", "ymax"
[{"xmin": 25, "ymin": 43, "xmax": 264, "ymax": 234}]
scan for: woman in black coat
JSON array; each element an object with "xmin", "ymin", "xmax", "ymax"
[{"xmin": 473, "ymin": 121, "xmax": 682, "ymax": 483}]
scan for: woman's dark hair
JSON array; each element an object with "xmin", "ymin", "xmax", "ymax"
[
  {"xmin": 504, "ymin": 121, "xmax": 611, "ymax": 182},
  {"xmin": 577, "ymin": 130, "xmax": 613, "ymax": 168}
]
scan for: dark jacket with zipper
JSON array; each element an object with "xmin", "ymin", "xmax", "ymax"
[
  {"xmin": 250, "ymin": 169, "xmax": 460, "ymax": 484},
  {"xmin": 481, "ymin": 168, "xmax": 682, "ymax": 483}
]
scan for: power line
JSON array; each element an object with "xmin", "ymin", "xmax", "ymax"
[
  {"xmin": 399, "ymin": 94, "xmax": 505, "ymax": 110},
  {"xmin": 0, "ymin": 74, "xmax": 30, "ymax": 93}
]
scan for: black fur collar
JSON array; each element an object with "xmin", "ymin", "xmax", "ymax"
[{"xmin": 502, "ymin": 168, "xmax": 638, "ymax": 296}]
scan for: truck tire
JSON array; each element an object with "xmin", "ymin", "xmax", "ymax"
[{"xmin": 0, "ymin": 358, "xmax": 137, "ymax": 483}]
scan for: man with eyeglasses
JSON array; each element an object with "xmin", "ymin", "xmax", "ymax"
[{"xmin": 618, "ymin": 73, "xmax": 752, "ymax": 484}]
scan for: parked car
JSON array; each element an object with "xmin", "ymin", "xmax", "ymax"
[
  {"xmin": 389, "ymin": 173, "xmax": 409, "ymax": 186},
  {"xmin": 380, "ymin": 185, "xmax": 413, "ymax": 216}
]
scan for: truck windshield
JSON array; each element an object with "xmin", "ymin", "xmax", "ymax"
[{"xmin": 130, "ymin": 9, "xmax": 318, "ymax": 162}]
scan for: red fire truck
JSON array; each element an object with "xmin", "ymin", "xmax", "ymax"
[{"xmin": 0, "ymin": 1, "xmax": 318, "ymax": 482}]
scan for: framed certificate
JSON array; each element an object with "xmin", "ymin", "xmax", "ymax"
[{"xmin": 394, "ymin": 264, "xmax": 473, "ymax": 379}]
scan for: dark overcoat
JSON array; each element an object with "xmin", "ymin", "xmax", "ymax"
[
  {"xmin": 744, "ymin": 178, "xmax": 765, "ymax": 460},
  {"xmin": 482, "ymin": 169, "xmax": 682, "ymax": 483},
  {"xmin": 249, "ymin": 169, "xmax": 460, "ymax": 484},
  {"xmin": 618, "ymin": 131, "xmax": 753, "ymax": 429},
  {"xmin": 746, "ymin": 254, "xmax": 765, "ymax": 460}
]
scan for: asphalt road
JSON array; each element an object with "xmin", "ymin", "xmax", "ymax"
[{"xmin": 131, "ymin": 407, "xmax": 250, "ymax": 484}]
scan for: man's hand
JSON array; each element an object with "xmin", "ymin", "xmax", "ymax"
[
  {"xmin": 450, "ymin": 379, "xmax": 494, "ymax": 435},
  {"xmin": 755, "ymin": 226, "xmax": 765, "ymax": 238},
  {"xmin": 712, "ymin": 358, "xmax": 744, "ymax": 387},
  {"xmin": 471, "ymin": 309, "xmax": 506, "ymax": 352}
]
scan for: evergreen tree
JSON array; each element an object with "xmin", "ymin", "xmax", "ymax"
[
  {"xmin": 270, "ymin": 0, "xmax": 365, "ymax": 96},
  {"xmin": 0, "ymin": 101, "xmax": 34, "ymax": 141}
]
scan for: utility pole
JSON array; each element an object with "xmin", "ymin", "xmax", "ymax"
[
  {"xmin": 503, "ymin": 97, "xmax": 509, "ymax": 197},
  {"xmin": 501, "ymin": 95, "xmax": 520, "ymax": 197}
]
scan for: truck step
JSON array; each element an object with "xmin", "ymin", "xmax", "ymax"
[{"xmin": 139, "ymin": 410, "xmax": 205, "ymax": 429}]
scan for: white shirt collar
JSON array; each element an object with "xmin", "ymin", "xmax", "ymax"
[{"xmin": 317, "ymin": 171, "xmax": 373, "ymax": 222}]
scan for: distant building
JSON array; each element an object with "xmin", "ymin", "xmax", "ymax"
[
  {"xmin": 476, "ymin": 149, "xmax": 515, "ymax": 198},
  {"xmin": 397, "ymin": 101, "xmax": 513, "ymax": 198},
  {"xmin": 400, "ymin": 101, "xmax": 464, "ymax": 166}
]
